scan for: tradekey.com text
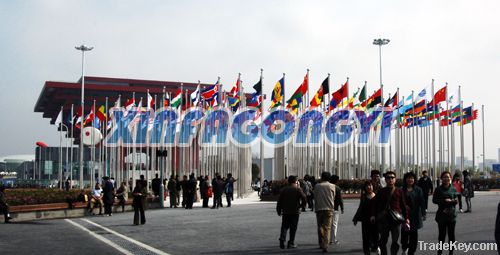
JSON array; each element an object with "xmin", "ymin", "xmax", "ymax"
[{"xmin": 419, "ymin": 241, "xmax": 497, "ymax": 253}]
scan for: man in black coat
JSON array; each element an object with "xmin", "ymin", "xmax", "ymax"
[
  {"xmin": 276, "ymin": 175, "xmax": 307, "ymax": 249},
  {"xmin": 180, "ymin": 175, "xmax": 189, "ymax": 208},
  {"xmin": 151, "ymin": 173, "xmax": 161, "ymax": 197},
  {"xmin": 185, "ymin": 173, "xmax": 197, "ymax": 209},
  {"xmin": 102, "ymin": 177, "xmax": 115, "ymax": 216},
  {"xmin": 211, "ymin": 173, "xmax": 225, "ymax": 209},
  {"xmin": 417, "ymin": 170, "xmax": 433, "ymax": 218}
]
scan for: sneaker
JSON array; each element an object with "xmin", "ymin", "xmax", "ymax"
[
  {"xmin": 287, "ymin": 243, "xmax": 297, "ymax": 249},
  {"xmin": 459, "ymin": 209, "xmax": 464, "ymax": 213},
  {"xmin": 377, "ymin": 247, "xmax": 381, "ymax": 255},
  {"xmin": 334, "ymin": 240, "xmax": 339, "ymax": 245}
]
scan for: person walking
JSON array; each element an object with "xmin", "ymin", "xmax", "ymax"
[
  {"xmin": 167, "ymin": 175, "xmax": 178, "ymax": 208},
  {"xmin": 371, "ymin": 170, "xmax": 383, "ymax": 194},
  {"xmin": 200, "ymin": 175, "xmax": 210, "ymax": 208},
  {"xmin": 373, "ymin": 171, "xmax": 409, "ymax": 255},
  {"xmin": 132, "ymin": 180, "xmax": 147, "ymax": 225},
  {"xmin": 353, "ymin": 181, "xmax": 378, "ymax": 255},
  {"xmin": 224, "ymin": 173, "xmax": 237, "ymax": 207},
  {"xmin": 401, "ymin": 172, "xmax": 425, "ymax": 255},
  {"xmin": 304, "ymin": 175, "xmax": 314, "ymax": 211},
  {"xmin": 417, "ymin": 170, "xmax": 433, "ymax": 219},
  {"xmin": 0, "ymin": 186, "xmax": 12, "ymax": 223},
  {"xmin": 180, "ymin": 175, "xmax": 188, "ymax": 208},
  {"xmin": 462, "ymin": 170, "xmax": 474, "ymax": 213},
  {"xmin": 211, "ymin": 174, "xmax": 224, "ymax": 209},
  {"xmin": 102, "ymin": 177, "xmax": 115, "ymax": 216},
  {"xmin": 313, "ymin": 172, "xmax": 336, "ymax": 253},
  {"xmin": 186, "ymin": 173, "xmax": 197, "ymax": 209},
  {"xmin": 433, "ymin": 171, "xmax": 458, "ymax": 255},
  {"xmin": 452, "ymin": 173, "xmax": 464, "ymax": 213},
  {"xmin": 329, "ymin": 174, "xmax": 344, "ymax": 245},
  {"xmin": 151, "ymin": 173, "xmax": 161, "ymax": 198},
  {"xmin": 276, "ymin": 175, "xmax": 307, "ymax": 249}
]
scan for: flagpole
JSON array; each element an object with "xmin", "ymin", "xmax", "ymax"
[
  {"xmin": 482, "ymin": 105, "xmax": 485, "ymax": 173},
  {"xmin": 70, "ymin": 104, "xmax": 74, "ymax": 187},
  {"xmin": 259, "ymin": 69, "xmax": 265, "ymax": 185},
  {"xmin": 431, "ymin": 79, "xmax": 437, "ymax": 179},
  {"xmin": 58, "ymin": 106, "xmax": 63, "ymax": 189},
  {"xmin": 471, "ymin": 103, "xmax": 475, "ymax": 173},
  {"xmin": 459, "ymin": 86, "xmax": 464, "ymax": 174}
]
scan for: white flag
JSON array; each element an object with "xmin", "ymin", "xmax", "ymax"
[{"xmin": 55, "ymin": 109, "xmax": 62, "ymax": 127}]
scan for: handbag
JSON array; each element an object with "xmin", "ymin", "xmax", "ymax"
[{"xmin": 378, "ymin": 188, "xmax": 405, "ymax": 224}]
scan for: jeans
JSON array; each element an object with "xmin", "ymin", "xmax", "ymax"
[
  {"xmin": 438, "ymin": 221, "xmax": 456, "ymax": 255},
  {"xmin": 465, "ymin": 196, "xmax": 472, "ymax": 211},
  {"xmin": 401, "ymin": 229, "xmax": 418, "ymax": 255},
  {"xmin": 316, "ymin": 210, "xmax": 334, "ymax": 249},
  {"xmin": 331, "ymin": 210, "xmax": 340, "ymax": 242},
  {"xmin": 379, "ymin": 222, "xmax": 401, "ymax": 255},
  {"xmin": 279, "ymin": 214, "xmax": 299, "ymax": 245}
]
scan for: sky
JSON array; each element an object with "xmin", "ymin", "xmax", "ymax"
[{"xmin": 0, "ymin": 0, "xmax": 499, "ymax": 162}]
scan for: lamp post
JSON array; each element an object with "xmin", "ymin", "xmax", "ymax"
[
  {"xmin": 75, "ymin": 44, "xmax": 93, "ymax": 188},
  {"xmin": 373, "ymin": 38, "xmax": 390, "ymax": 86},
  {"xmin": 373, "ymin": 38, "xmax": 390, "ymax": 173}
]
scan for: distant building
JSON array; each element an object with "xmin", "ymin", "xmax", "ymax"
[{"xmin": 252, "ymin": 157, "xmax": 274, "ymax": 181}]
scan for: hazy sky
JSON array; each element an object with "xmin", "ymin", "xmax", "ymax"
[{"xmin": 0, "ymin": 0, "xmax": 499, "ymax": 161}]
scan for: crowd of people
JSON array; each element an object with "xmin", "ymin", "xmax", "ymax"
[
  {"xmin": 79, "ymin": 172, "xmax": 238, "ymax": 225},
  {"xmin": 276, "ymin": 169, "xmax": 476, "ymax": 255}
]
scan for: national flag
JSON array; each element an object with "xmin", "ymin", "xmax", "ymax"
[
  {"xmin": 362, "ymin": 88, "xmax": 382, "ymax": 109},
  {"xmin": 163, "ymin": 93, "xmax": 170, "ymax": 107},
  {"xmin": 310, "ymin": 76, "xmax": 329, "ymax": 108},
  {"xmin": 430, "ymin": 86, "xmax": 447, "ymax": 105},
  {"xmin": 384, "ymin": 92, "xmax": 398, "ymax": 107},
  {"xmin": 83, "ymin": 107, "xmax": 95, "ymax": 127},
  {"xmin": 147, "ymin": 92, "xmax": 155, "ymax": 111},
  {"xmin": 55, "ymin": 109, "xmax": 62, "ymax": 127},
  {"xmin": 190, "ymin": 85, "xmax": 200, "ymax": 106},
  {"xmin": 415, "ymin": 86, "xmax": 430, "ymax": 101},
  {"xmin": 227, "ymin": 77, "xmax": 241, "ymax": 112},
  {"xmin": 248, "ymin": 77, "xmax": 263, "ymax": 109},
  {"xmin": 124, "ymin": 97, "xmax": 135, "ymax": 117},
  {"xmin": 270, "ymin": 77, "xmax": 284, "ymax": 109},
  {"xmin": 201, "ymin": 81, "xmax": 220, "ymax": 100},
  {"xmin": 346, "ymin": 89, "xmax": 360, "ymax": 108},
  {"xmin": 96, "ymin": 105, "xmax": 107, "ymax": 122},
  {"xmin": 74, "ymin": 106, "xmax": 83, "ymax": 129},
  {"xmin": 329, "ymin": 79, "xmax": 348, "ymax": 110},
  {"xmin": 171, "ymin": 89, "xmax": 182, "ymax": 108},
  {"xmin": 286, "ymin": 73, "xmax": 308, "ymax": 109}
]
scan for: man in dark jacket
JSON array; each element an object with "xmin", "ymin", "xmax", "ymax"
[
  {"xmin": 151, "ymin": 173, "xmax": 161, "ymax": 197},
  {"xmin": 185, "ymin": 173, "xmax": 197, "ymax": 209},
  {"xmin": 417, "ymin": 170, "xmax": 433, "ymax": 218},
  {"xmin": 200, "ymin": 175, "xmax": 210, "ymax": 208},
  {"xmin": 276, "ymin": 175, "xmax": 307, "ymax": 249},
  {"xmin": 180, "ymin": 175, "xmax": 188, "ymax": 208},
  {"xmin": 102, "ymin": 177, "xmax": 115, "ymax": 216},
  {"xmin": 372, "ymin": 171, "xmax": 409, "ymax": 255},
  {"xmin": 211, "ymin": 173, "xmax": 225, "ymax": 209}
]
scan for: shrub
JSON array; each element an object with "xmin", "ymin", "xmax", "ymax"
[{"xmin": 5, "ymin": 188, "xmax": 86, "ymax": 206}]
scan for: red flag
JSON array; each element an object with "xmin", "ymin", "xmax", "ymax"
[{"xmin": 430, "ymin": 86, "xmax": 446, "ymax": 105}]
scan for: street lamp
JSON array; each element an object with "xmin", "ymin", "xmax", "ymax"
[
  {"xmin": 373, "ymin": 38, "xmax": 390, "ymax": 86},
  {"xmin": 75, "ymin": 44, "xmax": 93, "ymax": 188}
]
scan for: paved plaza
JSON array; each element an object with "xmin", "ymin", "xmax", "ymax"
[{"xmin": 0, "ymin": 191, "xmax": 499, "ymax": 255}]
